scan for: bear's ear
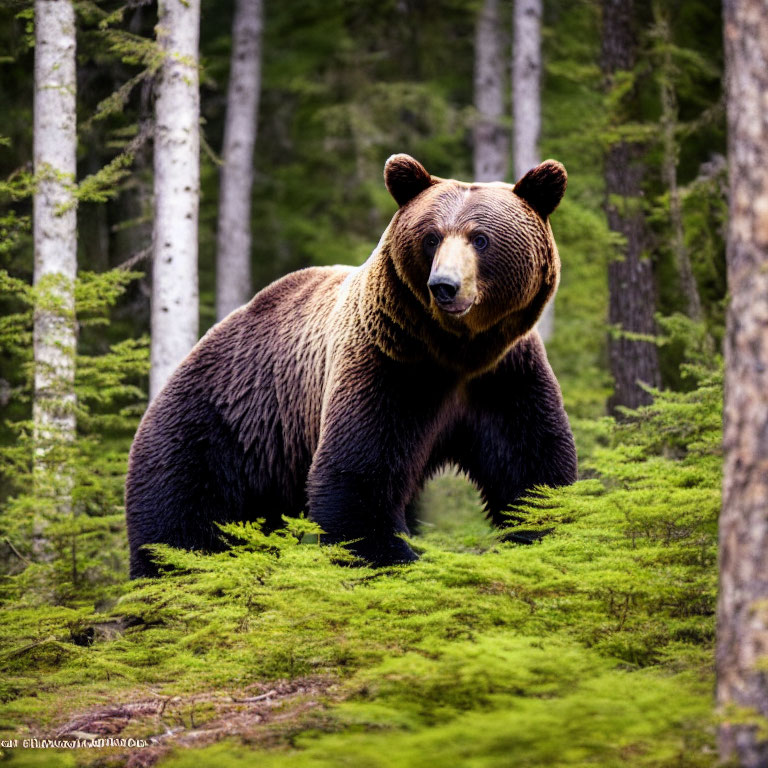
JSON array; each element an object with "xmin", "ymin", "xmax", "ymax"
[
  {"xmin": 384, "ymin": 154, "xmax": 433, "ymax": 207},
  {"xmin": 513, "ymin": 160, "xmax": 567, "ymax": 219}
]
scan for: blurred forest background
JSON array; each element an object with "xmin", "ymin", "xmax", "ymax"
[{"xmin": 0, "ymin": 0, "xmax": 752, "ymax": 765}]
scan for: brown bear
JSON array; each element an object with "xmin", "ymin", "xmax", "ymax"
[{"xmin": 125, "ymin": 154, "xmax": 577, "ymax": 577}]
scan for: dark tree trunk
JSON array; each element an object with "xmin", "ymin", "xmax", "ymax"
[
  {"xmin": 716, "ymin": 2, "xmax": 768, "ymax": 766},
  {"xmin": 601, "ymin": 0, "xmax": 661, "ymax": 413}
]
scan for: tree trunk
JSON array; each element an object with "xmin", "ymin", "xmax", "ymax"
[
  {"xmin": 601, "ymin": 0, "xmax": 660, "ymax": 413},
  {"xmin": 32, "ymin": 0, "xmax": 78, "ymax": 540},
  {"xmin": 513, "ymin": 0, "xmax": 553, "ymax": 341},
  {"xmin": 216, "ymin": 0, "xmax": 263, "ymax": 322},
  {"xmin": 654, "ymin": 3, "xmax": 705, "ymax": 324},
  {"xmin": 150, "ymin": 0, "xmax": 201, "ymax": 400},
  {"xmin": 473, "ymin": 0, "xmax": 507, "ymax": 184},
  {"xmin": 512, "ymin": 0, "xmax": 541, "ymax": 183},
  {"xmin": 717, "ymin": 2, "xmax": 768, "ymax": 765}
]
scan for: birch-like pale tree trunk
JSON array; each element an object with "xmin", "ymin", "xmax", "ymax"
[
  {"xmin": 716, "ymin": 2, "xmax": 768, "ymax": 765},
  {"xmin": 150, "ymin": 0, "xmax": 201, "ymax": 400},
  {"xmin": 473, "ymin": 0, "xmax": 507, "ymax": 183},
  {"xmin": 216, "ymin": 0, "xmax": 263, "ymax": 321},
  {"xmin": 513, "ymin": 0, "xmax": 553, "ymax": 341},
  {"xmin": 33, "ymin": 0, "xmax": 78, "ymax": 533},
  {"xmin": 512, "ymin": 0, "xmax": 541, "ymax": 182}
]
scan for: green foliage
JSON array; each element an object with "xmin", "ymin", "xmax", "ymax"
[
  {"xmin": 0, "ymin": 352, "xmax": 721, "ymax": 765},
  {"xmin": 236, "ymin": 0, "xmax": 477, "ymax": 293},
  {"xmin": 74, "ymin": 154, "xmax": 136, "ymax": 205},
  {"xmin": 0, "ymin": 1, "xmax": 728, "ymax": 764},
  {"xmin": 0, "ymin": 268, "xmax": 148, "ymax": 600},
  {"xmin": 641, "ymin": 1, "xmax": 725, "ymax": 380},
  {"xmin": 0, "ymin": 0, "xmax": 154, "ymax": 591},
  {"xmin": 538, "ymin": 2, "xmax": 614, "ymax": 421},
  {"xmin": 679, "ymin": 161, "xmax": 728, "ymax": 335}
]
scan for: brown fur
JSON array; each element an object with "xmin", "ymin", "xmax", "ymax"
[{"xmin": 125, "ymin": 155, "xmax": 576, "ymax": 575}]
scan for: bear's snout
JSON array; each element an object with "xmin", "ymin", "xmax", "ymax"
[
  {"xmin": 428, "ymin": 276, "xmax": 460, "ymax": 304},
  {"xmin": 428, "ymin": 235, "xmax": 478, "ymax": 316}
]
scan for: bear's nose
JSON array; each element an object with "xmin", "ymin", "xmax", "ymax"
[{"xmin": 428, "ymin": 277, "xmax": 460, "ymax": 304}]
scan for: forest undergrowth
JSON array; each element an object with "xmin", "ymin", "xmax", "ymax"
[
  {"xmin": 0, "ymin": 345, "xmax": 722, "ymax": 767},
  {"xmin": 0, "ymin": 0, "xmax": 732, "ymax": 764}
]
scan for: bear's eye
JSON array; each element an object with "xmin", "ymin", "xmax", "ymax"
[
  {"xmin": 423, "ymin": 233, "xmax": 441, "ymax": 252},
  {"xmin": 472, "ymin": 234, "xmax": 489, "ymax": 251}
]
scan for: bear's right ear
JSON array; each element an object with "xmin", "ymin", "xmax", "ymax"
[{"xmin": 384, "ymin": 154, "xmax": 433, "ymax": 207}]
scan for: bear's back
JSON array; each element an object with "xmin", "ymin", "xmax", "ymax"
[{"xmin": 128, "ymin": 265, "xmax": 355, "ymax": 522}]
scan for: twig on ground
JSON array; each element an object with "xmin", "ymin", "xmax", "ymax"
[{"xmin": 231, "ymin": 689, "xmax": 277, "ymax": 703}]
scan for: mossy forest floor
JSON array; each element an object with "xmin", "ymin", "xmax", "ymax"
[{"xmin": 0, "ymin": 377, "xmax": 721, "ymax": 768}]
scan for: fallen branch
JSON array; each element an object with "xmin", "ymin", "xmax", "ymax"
[{"xmin": 231, "ymin": 689, "xmax": 277, "ymax": 703}]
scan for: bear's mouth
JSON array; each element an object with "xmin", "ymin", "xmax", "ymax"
[{"xmin": 434, "ymin": 298, "xmax": 474, "ymax": 317}]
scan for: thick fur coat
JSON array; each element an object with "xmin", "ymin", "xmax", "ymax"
[{"xmin": 126, "ymin": 155, "xmax": 577, "ymax": 576}]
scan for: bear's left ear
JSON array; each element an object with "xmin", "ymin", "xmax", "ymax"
[
  {"xmin": 513, "ymin": 160, "xmax": 567, "ymax": 219},
  {"xmin": 384, "ymin": 154, "xmax": 434, "ymax": 208}
]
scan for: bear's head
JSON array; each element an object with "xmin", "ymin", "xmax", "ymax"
[{"xmin": 382, "ymin": 154, "xmax": 566, "ymax": 347}]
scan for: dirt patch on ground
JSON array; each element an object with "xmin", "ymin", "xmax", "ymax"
[{"xmin": 51, "ymin": 676, "xmax": 339, "ymax": 767}]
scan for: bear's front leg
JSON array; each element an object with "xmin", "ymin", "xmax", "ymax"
[
  {"xmin": 453, "ymin": 333, "xmax": 577, "ymax": 540},
  {"xmin": 307, "ymin": 352, "xmax": 451, "ymax": 566},
  {"xmin": 308, "ymin": 460, "xmax": 418, "ymax": 565}
]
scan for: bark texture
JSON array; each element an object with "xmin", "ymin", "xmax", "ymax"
[
  {"xmin": 216, "ymin": 0, "xmax": 263, "ymax": 321},
  {"xmin": 513, "ymin": 0, "xmax": 553, "ymax": 341},
  {"xmin": 512, "ymin": 0, "xmax": 541, "ymax": 183},
  {"xmin": 33, "ymin": 0, "xmax": 78, "ymax": 522},
  {"xmin": 473, "ymin": 0, "xmax": 508, "ymax": 184},
  {"xmin": 717, "ymin": 2, "xmax": 768, "ymax": 765},
  {"xmin": 151, "ymin": 0, "xmax": 201, "ymax": 400},
  {"xmin": 601, "ymin": 0, "xmax": 660, "ymax": 413}
]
